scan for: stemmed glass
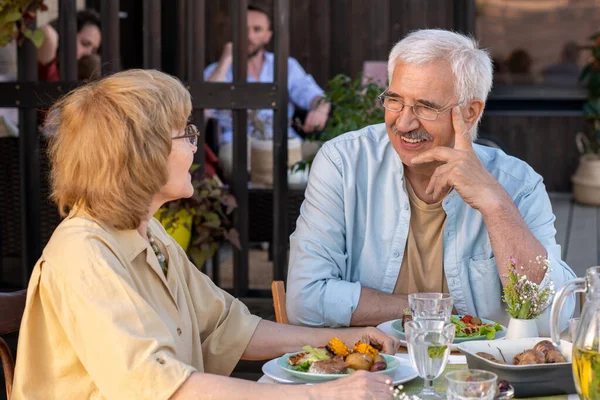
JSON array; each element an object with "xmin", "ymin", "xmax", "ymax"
[
  {"xmin": 405, "ymin": 320, "xmax": 456, "ymax": 399},
  {"xmin": 409, "ymin": 292, "xmax": 454, "ymax": 322}
]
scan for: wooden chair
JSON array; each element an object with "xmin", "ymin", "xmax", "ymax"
[
  {"xmin": 0, "ymin": 289, "xmax": 27, "ymax": 400},
  {"xmin": 271, "ymin": 281, "xmax": 289, "ymax": 324}
]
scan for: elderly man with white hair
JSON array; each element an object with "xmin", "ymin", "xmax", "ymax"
[{"xmin": 286, "ymin": 29, "xmax": 576, "ymax": 334}]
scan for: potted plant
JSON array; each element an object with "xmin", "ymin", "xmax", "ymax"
[
  {"xmin": 572, "ymin": 32, "xmax": 600, "ymax": 206},
  {"xmin": 292, "ymin": 73, "xmax": 386, "ymax": 172},
  {"xmin": 155, "ymin": 165, "xmax": 240, "ymax": 269},
  {"xmin": 502, "ymin": 256, "xmax": 555, "ymax": 339},
  {"xmin": 0, "ymin": 1, "xmax": 47, "ymax": 48},
  {"xmin": 248, "ymin": 109, "xmax": 303, "ymax": 187}
]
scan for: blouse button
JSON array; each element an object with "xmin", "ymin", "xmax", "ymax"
[
  {"xmin": 156, "ymin": 357, "xmax": 165, "ymax": 365},
  {"xmin": 177, "ymin": 328, "xmax": 182, "ymax": 336}
]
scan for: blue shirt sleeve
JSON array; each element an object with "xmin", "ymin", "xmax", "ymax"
[
  {"xmin": 287, "ymin": 57, "xmax": 325, "ymax": 111},
  {"xmin": 204, "ymin": 63, "xmax": 218, "ymax": 80},
  {"xmin": 514, "ymin": 176, "xmax": 577, "ymax": 336},
  {"xmin": 287, "ymin": 143, "xmax": 362, "ymax": 327}
]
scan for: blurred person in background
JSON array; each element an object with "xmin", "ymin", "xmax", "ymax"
[
  {"xmin": 38, "ymin": 9, "xmax": 101, "ymax": 82},
  {"xmin": 542, "ymin": 41, "xmax": 581, "ymax": 88},
  {"xmin": 204, "ymin": 4, "xmax": 329, "ymax": 179}
]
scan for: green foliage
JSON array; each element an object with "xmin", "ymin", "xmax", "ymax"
[
  {"xmin": 159, "ymin": 166, "xmax": 240, "ymax": 268},
  {"xmin": 0, "ymin": 1, "xmax": 47, "ymax": 48},
  {"xmin": 501, "ymin": 257, "xmax": 554, "ymax": 320},
  {"xmin": 580, "ymin": 32, "xmax": 600, "ymax": 154},
  {"xmin": 319, "ymin": 74, "xmax": 386, "ymax": 142},
  {"xmin": 292, "ymin": 74, "xmax": 386, "ymax": 172}
]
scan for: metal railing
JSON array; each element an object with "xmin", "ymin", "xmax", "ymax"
[{"xmin": 0, "ymin": 0, "xmax": 291, "ymax": 297}]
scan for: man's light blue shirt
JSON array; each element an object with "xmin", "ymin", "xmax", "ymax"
[
  {"xmin": 286, "ymin": 123, "xmax": 576, "ymax": 334},
  {"xmin": 203, "ymin": 51, "xmax": 324, "ymax": 145}
]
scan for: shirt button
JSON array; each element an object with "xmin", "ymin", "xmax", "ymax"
[
  {"xmin": 177, "ymin": 328, "xmax": 182, "ymax": 336},
  {"xmin": 156, "ymin": 357, "xmax": 165, "ymax": 365},
  {"xmin": 392, "ymin": 251, "xmax": 400, "ymax": 258},
  {"xmin": 403, "ymin": 204, "xmax": 409, "ymax": 211}
]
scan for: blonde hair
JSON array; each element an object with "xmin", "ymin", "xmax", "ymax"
[{"xmin": 46, "ymin": 69, "xmax": 192, "ymax": 230}]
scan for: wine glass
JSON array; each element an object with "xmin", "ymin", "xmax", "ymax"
[
  {"xmin": 405, "ymin": 319, "xmax": 456, "ymax": 399},
  {"xmin": 409, "ymin": 293, "xmax": 454, "ymax": 322},
  {"xmin": 446, "ymin": 369, "xmax": 498, "ymax": 399}
]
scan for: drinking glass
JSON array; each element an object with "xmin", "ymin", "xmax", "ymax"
[
  {"xmin": 409, "ymin": 293, "xmax": 454, "ymax": 322},
  {"xmin": 446, "ymin": 369, "xmax": 498, "ymax": 400},
  {"xmin": 405, "ymin": 319, "xmax": 456, "ymax": 399}
]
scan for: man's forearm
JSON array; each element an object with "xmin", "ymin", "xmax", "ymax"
[
  {"xmin": 350, "ymin": 287, "xmax": 408, "ymax": 326},
  {"xmin": 480, "ymin": 189, "xmax": 547, "ymax": 285},
  {"xmin": 206, "ymin": 61, "xmax": 231, "ymax": 82},
  {"xmin": 311, "ymin": 95, "xmax": 330, "ymax": 113}
]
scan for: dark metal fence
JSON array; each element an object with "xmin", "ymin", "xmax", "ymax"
[{"xmin": 0, "ymin": 0, "xmax": 290, "ymax": 297}]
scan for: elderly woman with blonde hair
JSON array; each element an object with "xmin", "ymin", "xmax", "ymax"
[{"xmin": 11, "ymin": 69, "xmax": 399, "ymax": 400}]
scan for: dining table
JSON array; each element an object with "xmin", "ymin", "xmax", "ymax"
[{"xmin": 257, "ymin": 320, "xmax": 580, "ymax": 400}]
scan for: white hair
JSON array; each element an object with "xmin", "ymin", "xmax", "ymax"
[{"xmin": 387, "ymin": 29, "xmax": 493, "ymax": 139}]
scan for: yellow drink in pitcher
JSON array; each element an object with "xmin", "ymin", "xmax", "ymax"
[{"xmin": 573, "ymin": 347, "xmax": 600, "ymax": 399}]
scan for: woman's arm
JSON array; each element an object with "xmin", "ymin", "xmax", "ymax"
[
  {"xmin": 241, "ymin": 320, "xmax": 400, "ymax": 360},
  {"xmin": 38, "ymin": 24, "xmax": 59, "ymax": 65},
  {"xmin": 170, "ymin": 370, "xmax": 394, "ymax": 400}
]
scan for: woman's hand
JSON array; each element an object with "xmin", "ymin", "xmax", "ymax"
[
  {"xmin": 310, "ymin": 370, "xmax": 394, "ymax": 399},
  {"xmin": 338, "ymin": 327, "xmax": 401, "ymax": 355}
]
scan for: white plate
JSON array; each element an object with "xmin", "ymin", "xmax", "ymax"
[
  {"xmin": 376, "ymin": 319, "xmax": 506, "ymax": 351},
  {"xmin": 277, "ymin": 353, "xmax": 400, "ymax": 382},
  {"xmin": 261, "ymin": 355, "xmax": 419, "ymax": 385}
]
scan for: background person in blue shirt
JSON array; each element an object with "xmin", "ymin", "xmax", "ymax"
[
  {"xmin": 286, "ymin": 29, "xmax": 576, "ymax": 334},
  {"xmin": 204, "ymin": 4, "xmax": 330, "ymax": 178}
]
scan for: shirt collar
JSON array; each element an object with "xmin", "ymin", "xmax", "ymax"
[{"xmin": 66, "ymin": 207, "xmax": 149, "ymax": 262}]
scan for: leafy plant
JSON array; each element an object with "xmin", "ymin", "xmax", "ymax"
[
  {"xmin": 292, "ymin": 74, "xmax": 386, "ymax": 172},
  {"xmin": 501, "ymin": 256, "xmax": 555, "ymax": 320},
  {"xmin": 248, "ymin": 109, "xmax": 272, "ymax": 140},
  {"xmin": 579, "ymin": 32, "xmax": 600, "ymax": 155},
  {"xmin": 319, "ymin": 74, "xmax": 386, "ymax": 142},
  {"xmin": 0, "ymin": 1, "xmax": 47, "ymax": 48},
  {"xmin": 158, "ymin": 166, "xmax": 240, "ymax": 268}
]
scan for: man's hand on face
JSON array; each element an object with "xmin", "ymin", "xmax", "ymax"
[
  {"xmin": 219, "ymin": 42, "xmax": 233, "ymax": 65},
  {"xmin": 410, "ymin": 106, "xmax": 503, "ymax": 210}
]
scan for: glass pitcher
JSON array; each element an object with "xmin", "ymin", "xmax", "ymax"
[{"xmin": 550, "ymin": 266, "xmax": 600, "ymax": 399}]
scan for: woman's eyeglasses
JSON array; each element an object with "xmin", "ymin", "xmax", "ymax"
[{"xmin": 173, "ymin": 124, "xmax": 200, "ymax": 146}]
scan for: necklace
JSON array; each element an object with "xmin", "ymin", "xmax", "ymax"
[{"xmin": 146, "ymin": 228, "xmax": 168, "ymax": 276}]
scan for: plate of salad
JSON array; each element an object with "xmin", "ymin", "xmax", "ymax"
[
  {"xmin": 391, "ymin": 314, "xmax": 506, "ymax": 345},
  {"xmin": 275, "ymin": 337, "xmax": 402, "ymax": 382}
]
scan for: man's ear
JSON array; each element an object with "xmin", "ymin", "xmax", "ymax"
[{"xmin": 463, "ymin": 99, "xmax": 485, "ymax": 131}]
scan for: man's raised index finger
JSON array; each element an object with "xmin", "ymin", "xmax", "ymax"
[{"xmin": 452, "ymin": 106, "xmax": 472, "ymax": 149}]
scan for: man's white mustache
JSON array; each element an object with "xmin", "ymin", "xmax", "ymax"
[{"xmin": 391, "ymin": 125, "xmax": 433, "ymax": 141}]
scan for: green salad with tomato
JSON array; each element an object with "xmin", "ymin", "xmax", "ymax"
[{"xmin": 450, "ymin": 315, "xmax": 503, "ymax": 340}]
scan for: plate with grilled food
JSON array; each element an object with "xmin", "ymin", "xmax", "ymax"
[
  {"xmin": 389, "ymin": 314, "xmax": 506, "ymax": 346},
  {"xmin": 262, "ymin": 337, "xmax": 417, "ymax": 383}
]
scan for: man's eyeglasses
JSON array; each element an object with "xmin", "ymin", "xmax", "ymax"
[
  {"xmin": 378, "ymin": 90, "xmax": 460, "ymax": 121},
  {"xmin": 173, "ymin": 124, "xmax": 200, "ymax": 146}
]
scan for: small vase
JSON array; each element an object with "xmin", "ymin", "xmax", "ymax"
[{"xmin": 505, "ymin": 317, "xmax": 539, "ymax": 340}]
